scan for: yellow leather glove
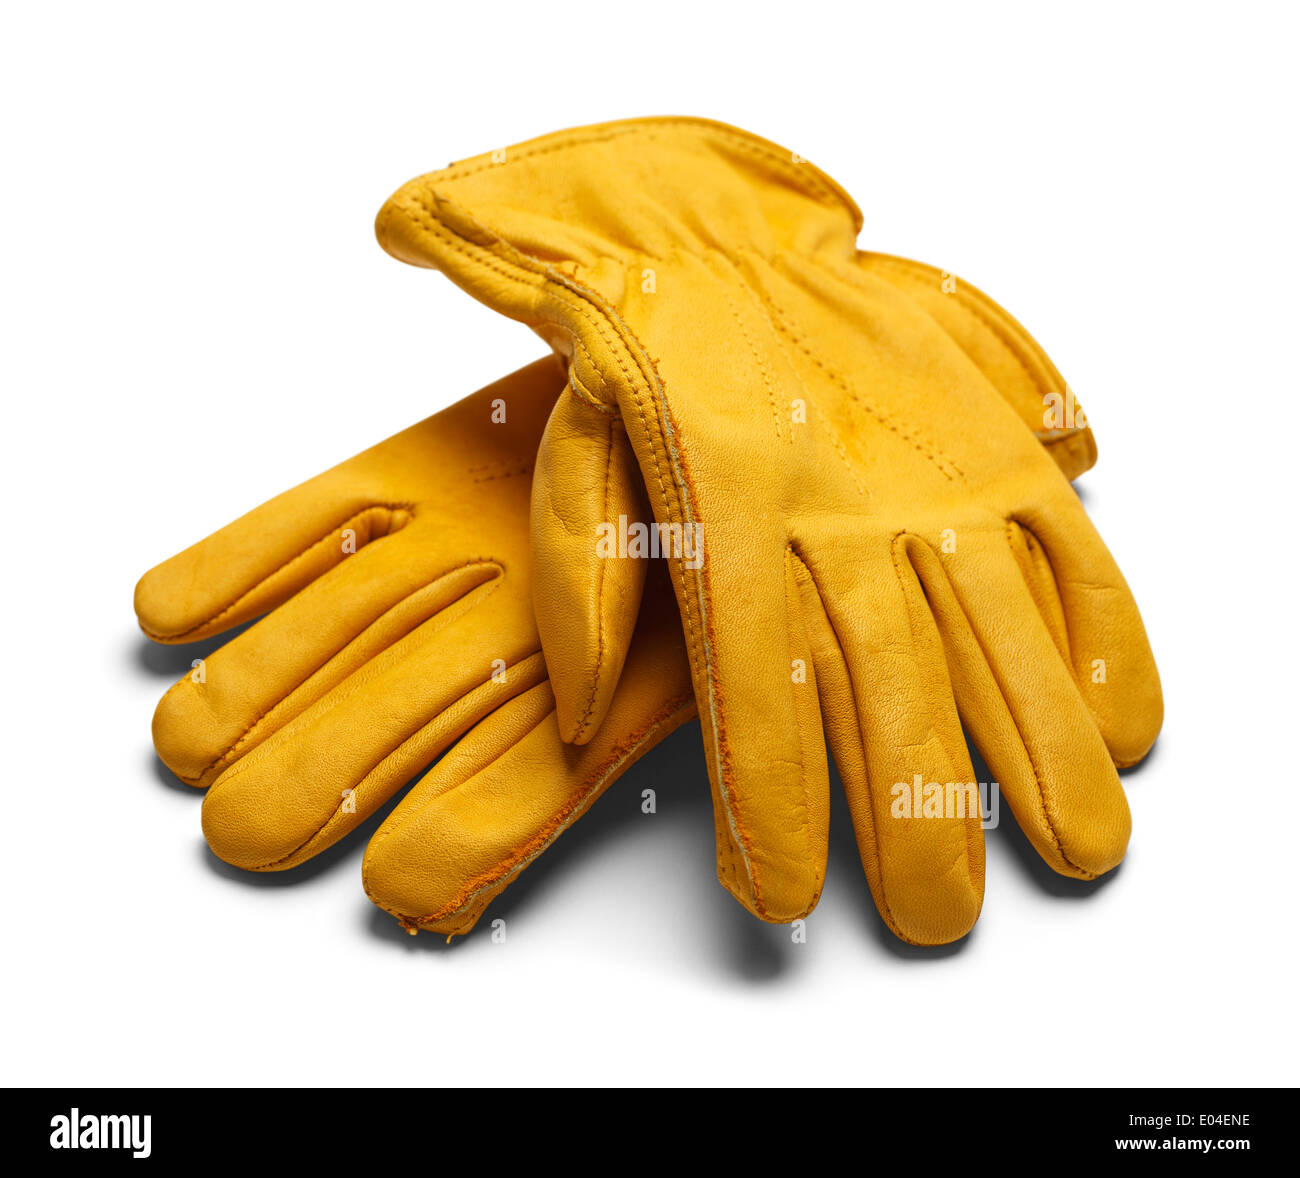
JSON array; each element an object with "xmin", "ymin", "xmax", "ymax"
[
  {"xmin": 136, "ymin": 360, "xmax": 692, "ymax": 934},
  {"xmin": 136, "ymin": 256, "xmax": 1095, "ymax": 937},
  {"xmin": 377, "ymin": 117, "xmax": 1162, "ymax": 942}
]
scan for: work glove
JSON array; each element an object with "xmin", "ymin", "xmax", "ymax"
[
  {"xmin": 136, "ymin": 359, "xmax": 693, "ymax": 934},
  {"xmin": 376, "ymin": 117, "xmax": 1162, "ymax": 942},
  {"xmin": 136, "ymin": 252, "xmax": 1097, "ymax": 940}
]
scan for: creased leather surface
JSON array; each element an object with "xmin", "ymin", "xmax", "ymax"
[
  {"xmin": 137, "ymin": 275, "xmax": 1100, "ymax": 940},
  {"xmin": 377, "ymin": 117, "xmax": 1162, "ymax": 942},
  {"xmin": 137, "ymin": 361, "xmax": 694, "ymax": 932}
]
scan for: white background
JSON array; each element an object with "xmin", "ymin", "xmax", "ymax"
[{"xmin": 1, "ymin": 1, "xmax": 1296, "ymax": 1087}]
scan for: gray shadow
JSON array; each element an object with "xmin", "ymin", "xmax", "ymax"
[
  {"xmin": 362, "ymin": 721, "xmax": 796, "ymax": 981},
  {"xmin": 201, "ymin": 790, "xmax": 405, "ymax": 887},
  {"xmin": 1119, "ymin": 734, "xmax": 1160, "ymax": 778},
  {"xmin": 133, "ymin": 617, "xmax": 260, "ymax": 677},
  {"xmin": 968, "ymin": 737, "xmax": 1122, "ymax": 900},
  {"xmin": 822, "ymin": 748, "xmax": 976, "ymax": 960},
  {"xmin": 149, "ymin": 750, "xmax": 199, "ymax": 795},
  {"xmin": 150, "ymin": 675, "xmax": 1137, "ymax": 971}
]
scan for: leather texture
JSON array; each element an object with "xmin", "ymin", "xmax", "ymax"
[
  {"xmin": 137, "ymin": 252, "xmax": 1096, "ymax": 938},
  {"xmin": 138, "ymin": 361, "xmax": 693, "ymax": 933},
  {"xmin": 376, "ymin": 117, "xmax": 1162, "ymax": 943}
]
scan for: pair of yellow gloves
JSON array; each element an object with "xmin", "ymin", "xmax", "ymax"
[{"xmin": 136, "ymin": 118, "xmax": 1161, "ymax": 944}]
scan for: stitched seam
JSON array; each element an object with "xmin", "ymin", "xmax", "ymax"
[
  {"xmin": 562, "ymin": 331, "xmax": 620, "ymax": 410},
  {"xmin": 889, "ymin": 536, "xmax": 981, "ymax": 902},
  {"xmin": 397, "ymin": 198, "xmax": 678, "ymax": 534},
  {"xmin": 720, "ymin": 285, "xmax": 782, "ymax": 441},
  {"xmin": 393, "ymin": 691, "xmax": 698, "ymax": 927},
  {"xmin": 468, "ymin": 459, "xmax": 534, "ymax": 484},
  {"xmin": 749, "ymin": 269, "xmax": 964, "ymax": 481},
  {"xmin": 435, "ymin": 120, "xmax": 852, "ymax": 218},
  {"xmin": 929, "ymin": 538, "xmax": 1083, "ymax": 874},
  {"xmin": 570, "ymin": 416, "xmax": 616, "ymax": 740},
  {"xmin": 403, "ymin": 189, "xmax": 707, "ymax": 700},
  {"xmin": 359, "ymin": 666, "xmax": 551, "ymax": 880},
  {"xmin": 787, "ymin": 545, "xmax": 913, "ymax": 939},
  {"xmin": 393, "ymin": 192, "xmax": 715, "ymax": 746},
  {"xmin": 1005, "ymin": 518, "xmax": 1075, "ymax": 668},
  {"xmin": 171, "ymin": 560, "xmax": 504, "ymax": 785},
  {"xmin": 389, "ymin": 191, "xmax": 752, "ymax": 901},
  {"xmin": 567, "ymin": 370, "xmax": 618, "ymax": 416},
  {"xmin": 641, "ymin": 358, "xmax": 751, "ymax": 899},
  {"xmin": 779, "ymin": 548, "xmax": 819, "ymax": 890},
  {"xmin": 243, "ymin": 653, "xmax": 550, "ymax": 870},
  {"xmin": 721, "ymin": 254, "xmax": 868, "ymax": 496}
]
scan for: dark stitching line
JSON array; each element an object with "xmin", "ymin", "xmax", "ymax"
[
  {"xmin": 785, "ymin": 544, "xmax": 914, "ymax": 940},
  {"xmin": 434, "ymin": 120, "xmax": 852, "ymax": 219},
  {"xmin": 385, "ymin": 188, "xmax": 748, "ymax": 904},
  {"xmin": 1005, "ymin": 517, "xmax": 1075, "ymax": 669},
  {"xmin": 168, "ymin": 559, "xmax": 504, "ymax": 784},
  {"xmin": 396, "ymin": 195, "xmax": 682, "ymax": 547},
  {"xmin": 385, "ymin": 690, "xmax": 699, "ymax": 929},
  {"xmin": 571, "ymin": 415, "xmax": 616, "ymax": 741},
  {"xmin": 393, "ymin": 189, "xmax": 715, "ymax": 715},
  {"xmin": 745, "ymin": 257, "xmax": 965, "ymax": 482},
  {"xmin": 720, "ymin": 284, "xmax": 782, "ymax": 441},
  {"xmin": 888, "ymin": 535, "xmax": 983, "ymax": 903},
  {"xmin": 720, "ymin": 253, "xmax": 867, "ymax": 495},
  {"xmin": 778, "ymin": 548, "xmax": 819, "ymax": 892},
  {"xmin": 926, "ymin": 534, "xmax": 1088, "ymax": 876},
  {"xmin": 229, "ymin": 652, "xmax": 551, "ymax": 870}
]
